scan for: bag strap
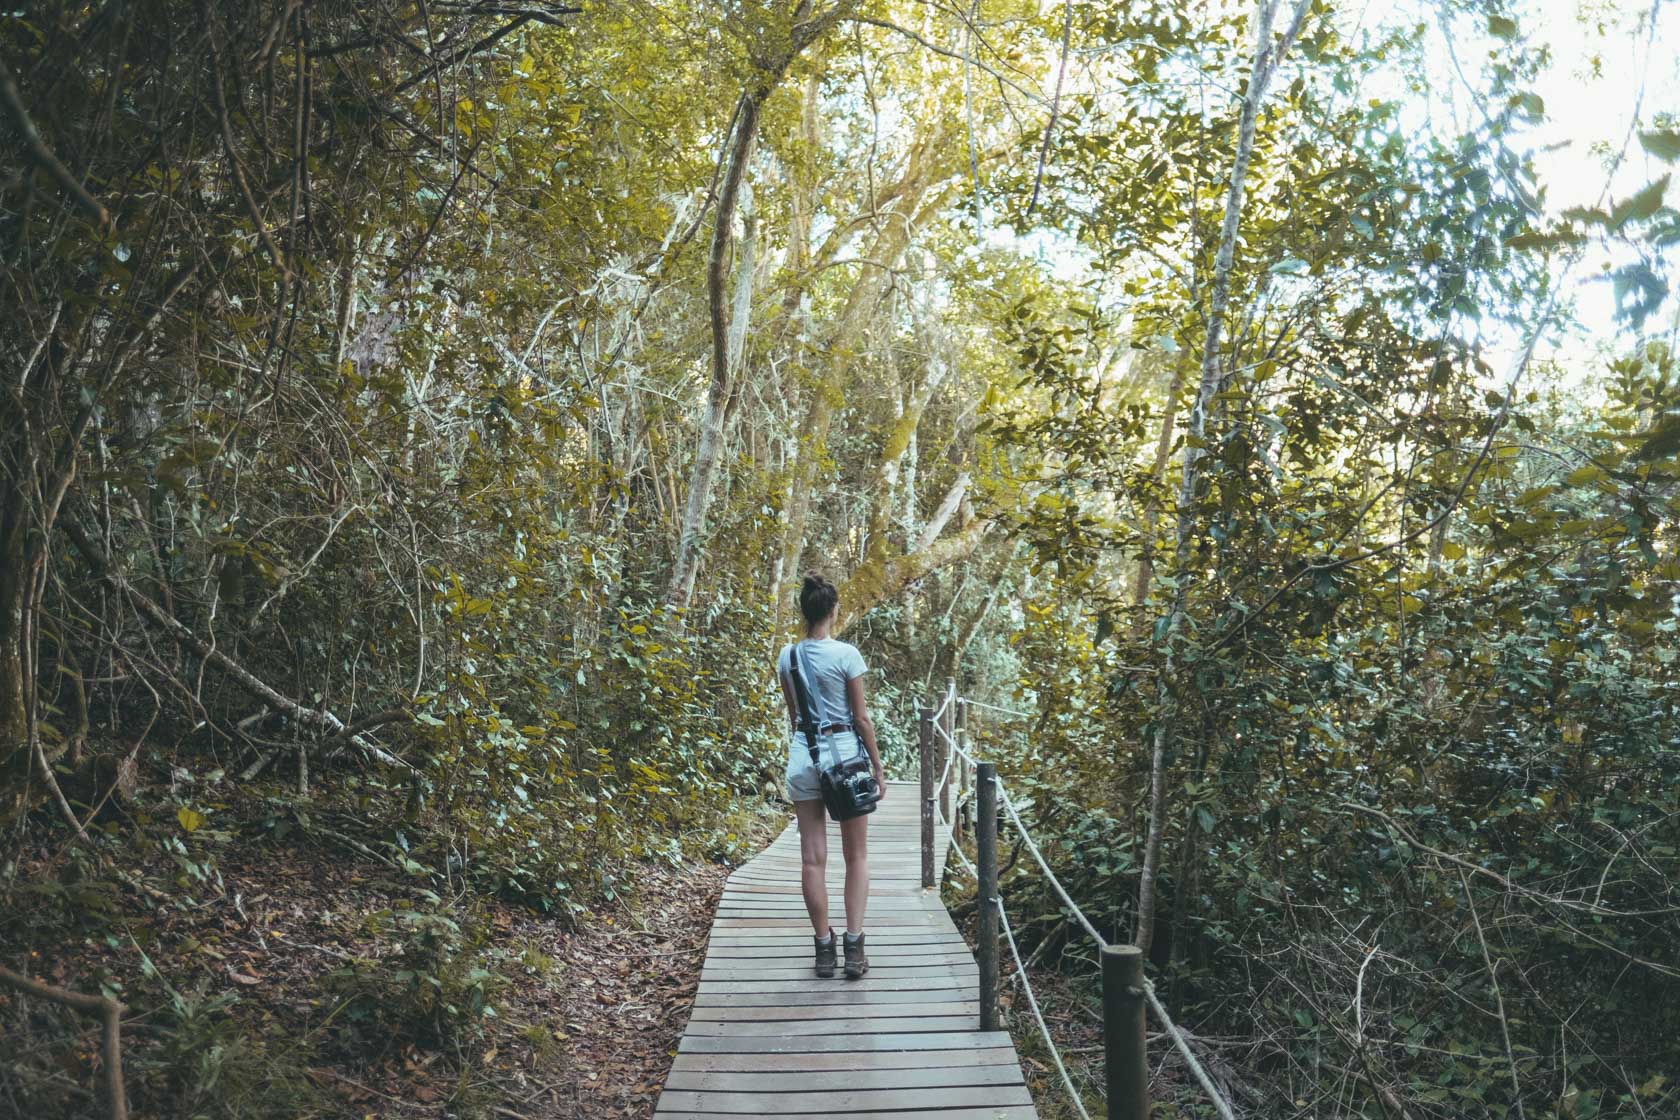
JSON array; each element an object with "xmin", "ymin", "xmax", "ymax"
[
  {"xmin": 787, "ymin": 641, "xmax": 821, "ymax": 765},
  {"xmin": 796, "ymin": 644, "xmax": 856, "ymax": 772}
]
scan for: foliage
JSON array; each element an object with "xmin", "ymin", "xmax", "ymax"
[{"xmin": 2, "ymin": 0, "xmax": 1678, "ymax": 1117}]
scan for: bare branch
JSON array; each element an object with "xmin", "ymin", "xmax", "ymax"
[{"xmin": 0, "ymin": 56, "xmax": 111, "ymax": 229}]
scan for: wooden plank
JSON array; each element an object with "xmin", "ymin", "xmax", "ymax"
[
  {"xmin": 657, "ymin": 1109, "xmax": 1039, "ymax": 1120},
  {"xmin": 687, "ymin": 1001, "xmax": 978, "ymax": 1022},
  {"xmin": 704, "ymin": 930, "xmax": 960, "ymax": 944},
  {"xmin": 683, "ymin": 1015, "xmax": 980, "ymax": 1037},
  {"xmin": 679, "ymin": 1030, "xmax": 1015, "ymax": 1054},
  {"xmin": 696, "ymin": 976, "xmax": 974, "ymax": 995},
  {"xmin": 699, "ymin": 970, "xmax": 976, "ymax": 988},
  {"xmin": 712, "ymin": 897, "xmax": 936, "ymax": 906},
  {"xmin": 655, "ymin": 1084, "xmax": 1034, "ymax": 1113},
  {"xmin": 711, "ymin": 916, "xmax": 946, "ymax": 928},
  {"xmin": 664, "ymin": 1063, "xmax": 1026, "ymax": 1092},
  {"xmin": 668, "ymin": 1047, "xmax": 1022, "ymax": 1074},
  {"xmin": 701, "ymin": 963, "xmax": 977, "ymax": 980},
  {"xmin": 699, "ymin": 954, "xmax": 974, "ymax": 968},
  {"xmin": 692, "ymin": 987, "xmax": 978, "ymax": 1008}
]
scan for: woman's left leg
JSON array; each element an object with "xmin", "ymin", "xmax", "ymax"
[
  {"xmin": 839, "ymin": 813, "xmax": 869, "ymax": 934},
  {"xmin": 793, "ymin": 798, "xmax": 831, "ymax": 935}
]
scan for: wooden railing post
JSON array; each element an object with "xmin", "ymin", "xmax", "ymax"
[
  {"xmin": 939, "ymin": 678, "xmax": 956, "ymax": 823},
  {"xmin": 919, "ymin": 704, "xmax": 935, "ymax": 890},
  {"xmin": 1102, "ymin": 944, "xmax": 1149, "ymax": 1120},
  {"xmin": 953, "ymin": 698, "xmax": 969, "ymax": 845},
  {"xmin": 976, "ymin": 761, "xmax": 999, "ymax": 1031}
]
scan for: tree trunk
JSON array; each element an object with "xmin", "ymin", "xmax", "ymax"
[
  {"xmin": 666, "ymin": 90, "xmax": 763, "ymax": 613},
  {"xmin": 1134, "ymin": 0, "xmax": 1312, "ymax": 957},
  {"xmin": 1130, "ymin": 351, "xmax": 1190, "ymax": 616},
  {"xmin": 0, "ymin": 485, "xmax": 30, "ymax": 800},
  {"xmin": 774, "ymin": 185, "xmax": 958, "ymax": 627},
  {"xmin": 667, "ymin": 1, "xmax": 858, "ymax": 613}
]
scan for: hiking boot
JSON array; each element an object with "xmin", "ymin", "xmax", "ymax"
[
  {"xmin": 814, "ymin": 929, "xmax": 837, "ymax": 978},
  {"xmin": 843, "ymin": 931, "xmax": 869, "ymax": 979}
]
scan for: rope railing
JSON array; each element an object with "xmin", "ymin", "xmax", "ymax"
[
  {"xmin": 962, "ymin": 697, "xmax": 1035, "ymax": 720},
  {"xmin": 998, "ymin": 785, "xmax": 1109, "ymax": 951},
  {"xmin": 919, "ymin": 687, "xmax": 1240, "ymax": 1120},
  {"xmin": 1142, "ymin": 979, "xmax": 1237, "ymax": 1120},
  {"xmin": 998, "ymin": 898, "xmax": 1097, "ymax": 1120}
]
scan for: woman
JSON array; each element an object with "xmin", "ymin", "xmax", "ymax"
[{"xmin": 777, "ymin": 573, "xmax": 886, "ymax": 980}]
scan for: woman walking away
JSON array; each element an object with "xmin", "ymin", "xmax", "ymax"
[{"xmin": 778, "ymin": 574, "xmax": 885, "ymax": 979}]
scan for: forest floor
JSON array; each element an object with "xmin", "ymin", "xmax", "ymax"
[{"xmin": 0, "ymin": 781, "xmax": 784, "ymax": 1120}]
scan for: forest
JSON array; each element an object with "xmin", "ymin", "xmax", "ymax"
[{"xmin": 2, "ymin": 0, "xmax": 1677, "ymax": 1117}]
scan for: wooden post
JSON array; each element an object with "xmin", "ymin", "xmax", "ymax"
[
  {"xmin": 1102, "ymin": 944, "xmax": 1149, "ymax": 1120},
  {"xmin": 960, "ymin": 695, "xmax": 974, "ymax": 846},
  {"xmin": 976, "ymin": 761, "xmax": 999, "ymax": 1031},
  {"xmin": 940, "ymin": 678, "xmax": 956, "ymax": 824},
  {"xmin": 919, "ymin": 703, "xmax": 935, "ymax": 890}
]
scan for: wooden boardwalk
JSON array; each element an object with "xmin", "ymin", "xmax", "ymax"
[{"xmin": 655, "ymin": 780, "xmax": 1038, "ymax": 1119}]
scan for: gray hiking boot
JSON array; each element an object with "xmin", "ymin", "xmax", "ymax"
[
  {"xmin": 814, "ymin": 929, "xmax": 837, "ymax": 978},
  {"xmin": 843, "ymin": 931, "xmax": 869, "ymax": 979}
]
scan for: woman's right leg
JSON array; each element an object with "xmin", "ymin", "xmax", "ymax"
[{"xmin": 793, "ymin": 798, "xmax": 830, "ymax": 935}]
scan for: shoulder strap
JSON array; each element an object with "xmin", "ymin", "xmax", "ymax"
[{"xmin": 787, "ymin": 642, "xmax": 821, "ymax": 764}]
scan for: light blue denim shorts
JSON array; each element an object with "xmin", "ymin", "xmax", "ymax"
[{"xmin": 785, "ymin": 729, "xmax": 864, "ymax": 802}]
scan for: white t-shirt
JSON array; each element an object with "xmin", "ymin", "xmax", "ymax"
[{"xmin": 778, "ymin": 638, "xmax": 868, "ymax": 727}]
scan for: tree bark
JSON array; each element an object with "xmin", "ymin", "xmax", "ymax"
[
  {"xmin": 1130, "ymin": 351, "xmax": 1190, "ymax": 615},
  {"xmin": 0, "ymin": 484, "xmax": 30, "ymax": 797},
  {"xmin": 666, "ymin": 89, "xmax": 763, "ymax": 613},
  {"xmin": 838, "ymin": 515, "xmax": 987, "ymax": 632},
  {"xmin": 1134, "ymin": 0, "xmax": 1312, "ymax": 957}
]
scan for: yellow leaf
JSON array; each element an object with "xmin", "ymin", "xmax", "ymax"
[{"xmin": 177, "ymin": 807, "xmax": 205, "ymax": 832}]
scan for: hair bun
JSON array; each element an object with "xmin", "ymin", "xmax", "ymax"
[{"xmin": 798, "ymin": 572, "xmax": 839, "ymax": 628}]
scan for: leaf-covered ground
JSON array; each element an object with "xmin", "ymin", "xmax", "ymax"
[{"xmin": 0, "ymin": 788, "xmax": 775, "ymax": 1119}]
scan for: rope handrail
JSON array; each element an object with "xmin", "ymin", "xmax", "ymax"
[
  {"xmin": 963, "ymin": 697, "xmax": 1035, "ymax": 720},
  {"xmin": 925, "ymin": 688, "xmax": 1241, "ymax": 1120},
  {"xmin": 934, "ymin": 738, "xmax": 956, "ymax": 799},
  {"xmin": 1143, "ymin": 978, "xmax": 1237, "ymax": 1120},
  {"xmin": 997, "ymin": 782, "xmax": 1110, "ymax": 951},
  {"xmin": 940, "ymin": 799, "xmax": 973, "ymax": 876},
  {"xmin": 997, "ymin": 895, "xmax": 1096, "ymax": 1120},
  {"xmin": 935, "ymin": 792, "xmax": 1099, "ymax": 1117}
]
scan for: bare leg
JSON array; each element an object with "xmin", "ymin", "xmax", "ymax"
[
  {"xmin": 840, "ymin": 814, "xmax": 869, "ymax": 934},
  {"xmin": 794, "ymin": 799, "xmax": 830, "ymax": 935}
]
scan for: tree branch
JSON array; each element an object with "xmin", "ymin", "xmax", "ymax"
[
  {"xmin": 0, "ymin": 56, "xmax": 112, "ymax": 229},
  {"xmin": 62, "ymin": 518, "xmax": 415, "ymax": 774},
  {"xmin": 0, "ymin": 965, "xmax": 127, "ymax": 1120}
]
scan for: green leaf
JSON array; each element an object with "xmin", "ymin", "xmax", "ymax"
[
  {"xmin": 1487, "ymin": 15, "xmax": 1518, "ymax": 38},
  {"xmin": 1564, "ymin": 465, "xmax": 1608, "ymax": 487},
  {"xmin": 1631, "ymin": 415, "xmax": 1680, "ymax": 463},
  {"xmin": 1610, "ymin": 175, "xmax": 1670, "ymax": 230},
  {"xmin": 1639, "ymin": 129, "xmax": 1680, "ymax": 162}
]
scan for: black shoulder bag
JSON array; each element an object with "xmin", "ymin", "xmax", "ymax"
[{"xmin": 788, "ymin": 642, "xmax": 880, "ymax": 821}]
